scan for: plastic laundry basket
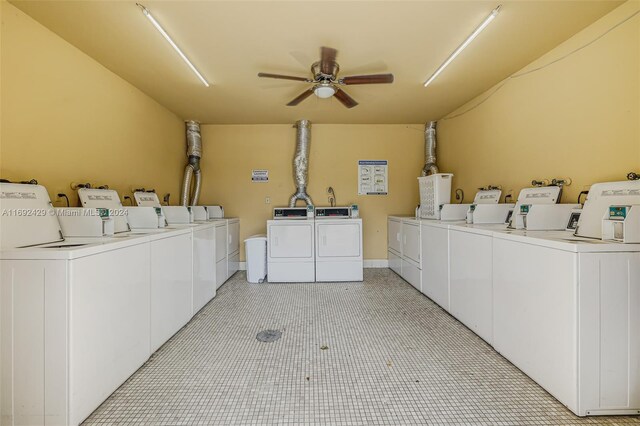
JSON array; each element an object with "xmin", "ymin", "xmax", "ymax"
[{"xmin": 244, "ymin": 234, "xmax": 267, "ymax": 283}]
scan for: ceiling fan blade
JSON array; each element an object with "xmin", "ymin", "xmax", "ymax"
[
  {"xmin": 258, "ymin": 72, "xmax": 309, "ymax": 82},
  {"xmin": 341, "ymin": 74, "xmax": 394, "ymax": 85},
  {"xmin": 320, "ymin": 46, "xmax": 338, "ymax": 75},
  {"xmin": 334, "ymin": 89, "xmax": 358, "ymax": 109},
  {"xmin": 287, "ymin": 89, "xmax": 314, "ymax": 106}
]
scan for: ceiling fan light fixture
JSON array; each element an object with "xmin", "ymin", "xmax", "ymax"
[{"xmin": 314, "ymin": 84, "xmax": 337, "ymax": 99}]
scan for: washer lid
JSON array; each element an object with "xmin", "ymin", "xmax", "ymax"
[{"xmin": 0, "ymin": 183, "xmax": 63, "ymax": 249}]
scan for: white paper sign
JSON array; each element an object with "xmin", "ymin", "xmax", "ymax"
[
  {"xmin": 358, "ymin": 160, "xmax": 388, "ymax": 195},
  {"xmin": 251, "ymin": 170, "xmax": 269, "ymax": 182}
]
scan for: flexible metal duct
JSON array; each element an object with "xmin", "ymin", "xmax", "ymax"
[
  {"xmin": 421, "ymin": 121, "xmax": 439, "ymax": 176},
  {"xmin": 289, "ymin": 119, "xmax": 314, "ymax": 207},
  {"xmin": 181, "ymin": 120, "xmax": 203, "ymax": 206}
]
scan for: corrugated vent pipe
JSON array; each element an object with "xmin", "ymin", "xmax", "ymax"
[
  {"xmin": 289, "ymin": 119, "xmax": 314, "ymax": 207},
  {"xmin": 181, "ymin": 120, "xmax": 202, "ymax": 206},
  {"xmin": 421, "ymin": 121, "xmax": 439, "ymax": 176}
]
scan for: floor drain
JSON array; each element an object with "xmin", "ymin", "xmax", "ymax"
[{"xmin": 256, "ymin": 329, "xmax": 282, "ymax": 343}]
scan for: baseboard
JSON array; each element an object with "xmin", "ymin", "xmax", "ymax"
[
  {"xmin": 240, "ymin": 260, "xmax": 388, "ymax": 270},
  {"xmin": 363, "ymin": 259, "xmax": 389, "ymax": 268}
]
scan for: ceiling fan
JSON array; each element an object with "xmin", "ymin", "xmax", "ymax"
[{"xmin": 258, "ymin": 47, "xmax": 394, "ymax": 109}]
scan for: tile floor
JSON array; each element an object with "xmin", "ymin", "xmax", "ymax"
[{"xmin": 84, "ymin": 269, "xmax": 640, "ymax": 425}]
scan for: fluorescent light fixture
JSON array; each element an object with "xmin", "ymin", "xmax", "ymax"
[
  {"xmin": 424, "ymin": 5, "xmax": 501, "ymax": 88},
  {"xmin": 137, "ymin": 3, "xmax": 210, "ymax": 87}
]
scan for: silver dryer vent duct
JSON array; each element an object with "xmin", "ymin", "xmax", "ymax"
[
  {"xmin": 289, "ymin": 119, "xmax": 314, "ymax": 207},
  {"xmin": 181, "ymin": 120, "xmax": 202, "ymax": 206},
  {"xmin": 421, "ymin": 121, "xmax": 439, "ymax": 176}
]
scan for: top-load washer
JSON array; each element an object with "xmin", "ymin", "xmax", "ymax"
[
  {"xmin": 77, "ymin": 188, "xmax": 194, "ymax": 352},
  {"xmin": 267, "ymin": 206, "xmax": 315, "ymax": 282},
  {"xmin": 134, "ymin": 191, "xmax": 224, "ymax": 311},
  {"xmin": 314, "ymin": 207, "xmax": 363, "ymax": 282},
  {"xmin": 0, "ymin": 183, "xmax": 155, "ymax": 426}
]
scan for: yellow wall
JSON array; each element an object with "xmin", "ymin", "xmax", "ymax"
[
  {"xmin": 199, "ymin": 124, "xmax": 424, "ymax": 260},
  {"xmin": 437, "ymin": 0, "xmax": 640, "ymax": 204},
  {"xmin": 0, "ymin": 1, "xmax": 185, "ymax": 207}
]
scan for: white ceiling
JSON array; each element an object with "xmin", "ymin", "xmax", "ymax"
[{"xmin": 10, "ymin": 0, "xmax": 623, "ymax": 124}]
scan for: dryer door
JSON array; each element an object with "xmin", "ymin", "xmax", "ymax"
[
  {"xmin": 316, "ymin": 222, "xmax": 361, "ymax": 258},
  {"xmin": 268, "ymin": 223, "xmax": 314, "ymax": 259}
]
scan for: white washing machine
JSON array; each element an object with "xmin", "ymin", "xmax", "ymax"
[
  {"xmin": 314, "ymin": 207, "xmax": 363, "ymax": 282},
  {"xmin": 0, "ymin": 183, "xmax": 154, "ymax": 425},
  {"xmin": 79, "ymin": 189, "xmax": 195, "ymax": 351},
  {"xmin": 135, "ymin": 193, "xmax": 221, "ymax": 314},
  {"xmin": 267, "ymin": 207, "xmax": 315, "ymax": 282}
]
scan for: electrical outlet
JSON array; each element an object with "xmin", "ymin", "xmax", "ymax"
[{"xmin": 265, "ymin": 196, "xmax": 271, "ymax": 204}]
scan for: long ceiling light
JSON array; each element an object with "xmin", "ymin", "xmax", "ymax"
[
  {"xmin": 423, "ymin": 5, "xmax": 501, "ymax": 88},
  {"xmin": 136, "ymin": 3, "xmax": 210, "ymax": 87}
]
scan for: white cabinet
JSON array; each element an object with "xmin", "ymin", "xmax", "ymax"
[
  {"xmin": 387, "ymin": 217, "xmax": 421, "ymax": 291},
  {"xmin": 420, "ymin": 223, "xmax": 450, "ymax": 310},
  {"xmin": 449, "ymin": 228, "xmax": 493, "ymax": 343}
]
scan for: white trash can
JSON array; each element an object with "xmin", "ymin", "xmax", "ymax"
[{"xmin": 244, "ymin": 234, "xmax": 267, "ymax": 283}]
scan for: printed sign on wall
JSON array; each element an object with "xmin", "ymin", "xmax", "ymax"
[
  {"xmin": 358, "ymin": 160, "xmax": 388, "ymax": 195},
  {"xmin": 251, "ymin": 170, "xmax": 269, "ymax": 182}
]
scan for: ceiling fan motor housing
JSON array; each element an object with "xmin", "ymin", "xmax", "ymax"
[{"xmin": 311, "ymin": 62, "xmax": 339, "ymax": 82}]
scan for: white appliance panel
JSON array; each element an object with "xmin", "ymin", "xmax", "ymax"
[
  {"xmin": 492, "ymin": 238, "xmax": 578, "ymax": 413},
  {"xmin": 268, "ymin": 262, "xmax": 315, "ymax": 282},
  {"xmin": 388, "ymin": 250, "xmax": 402, "ymax": 276},
  {"xmin": 216, "ymin": 258, "xmax": 228, "ymax": 289},
  {"xmin": 315, "ymin": 261, "xmax": 363, "ymax": 282},
  {"xmin": 69, "ymin": 244, "xmax": 151, "ymax": 425},
  {"xmin": 215, "ymin": 222, "xmax": 228, "ymax": 263},
  {"xmin": 578, "ymin": 253, "xmax": 640, "ymax": 415},
  {"xmin": 316, "ymin": 222, "xmax": 361, "ymax": 258},
  {"xmin": 0, "ymin": 260, "xmax": 67, "ymax": 425},
  {"xmin": 402, "ymin": 222, "xmax": 421, "ymax": 264},
  {"xmin": 387, "ymin": 218, "xmax": 402, "ymax": 254},
  {"xmin": 192, "ymin": 226, "xmax": 216, "ymax": 314},
  {"xmin": 228, "ymin": 219, "xmax": 240, "ymax": 256},
  {"xmin": 401, "ymin": 259, "xmax": 421, "ymax": 291},
  {"xmin": 149, "ymin": 234, "xmax": 193, "ymax": 353},
  {"xmin": 228, "ymin": 251, "xmax": 240, "ymax": 278},
  {"xmin": 449, "ymin": 229, "xmax": 493, "ymax": 343},
  {"xmin": 421, "ymin": 224, "xmax": 450, "ymax": 310},
  {"xmin": 269, "ymin": 223, "xmax": 314, "ymax": 259}
]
